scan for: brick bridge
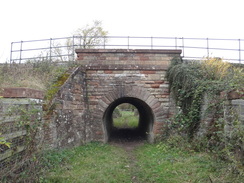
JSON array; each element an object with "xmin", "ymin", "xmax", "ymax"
[{"xmin": 46, "ymin": 49, "xmax": 182, "ymax": 148}]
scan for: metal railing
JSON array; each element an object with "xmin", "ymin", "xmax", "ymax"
[{"xmin": 10, "ymin": 36, "xmax": 244, "ymax": 64}]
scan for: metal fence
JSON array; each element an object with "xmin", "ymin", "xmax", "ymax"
[{"xmin": 10, "ymin": 36, "xmax": 244, "ymax": 64}]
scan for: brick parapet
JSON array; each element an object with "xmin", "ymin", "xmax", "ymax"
[{"xmin": 76, "ymin": 49, "xmax": 182, "ymax": 68}]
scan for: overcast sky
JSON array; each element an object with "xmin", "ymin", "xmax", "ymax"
[{"xmin": 1, "ymin": 0, "xmax": 244, "ymax": 62}]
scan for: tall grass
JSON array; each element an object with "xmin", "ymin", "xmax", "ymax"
[{"xmin": 0, "ymin": 61, "xmax": 75, "ymax": 91}]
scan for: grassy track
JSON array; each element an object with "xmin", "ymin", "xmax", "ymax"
[
  {"xmin": 40, "ymin": 143, "xmax": 131, "ymax": 183},
  {"xmin": 113, "ymin": 110, "xmax": 139, "ymax": 128},
  {"xmin": 40, "ymin": 142, "xmax": 243, "ymax": 183}
]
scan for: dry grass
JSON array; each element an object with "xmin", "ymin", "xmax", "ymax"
[
  {"xmin": 201, "ymin": 57, "xmax": 232, "ymax": 80},
  {"xmin": 0, "ymin": 61, "xmax": 73, "ymax": 91}
]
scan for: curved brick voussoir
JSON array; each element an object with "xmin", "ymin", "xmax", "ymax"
[
  {"xmin": 126, "ymin": 86, "xmax": 138, "ymax": 98},
  {"xmin": 97, "ymin": 100, "xmax": 109, "ymax": 111},
  {"xmin": 140, "ymin": 91, "xmax": 151, "ymax": 102},
  {"xmin": 148, "ymin": 97, "xmax": 159, "ymax": 107},
  {"xmin": 145, "ymin": 95, "xmax": 155, "ymax": 106},
  {"xmin": 129, "ymin": 86, "xmax": 145, "ymax": 99},
  {"xmin": 101, "ymin": 95, "xmax": 111, "ymax": 106},
  {"xmin": 151, "ymin": 101, "xmax": 161, "ymax": 110},
  {"xmin": 104, "ymin": 91, "xmax": 116, "ymax": 103},
  {"xmin": 110, "ymin": 88, "xmax": 121, "ymax": 100},
  {"xmin": 123, "ymin": 85, "xmax": 134, "ymax": 97}
]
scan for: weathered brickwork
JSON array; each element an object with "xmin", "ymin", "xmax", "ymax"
[
  {"xmin": 45, "ymin": 49, "xmax": 182, "ymax": 148},
  {"xmin": 197, "ymin": 91, "xmax": 244, "ymax": 137},
  {"xmin": 44, "ymin": 67, "xmax": 87, "ymax": 148},
  {"xmin": 85, "ymin": 69, "xmax": 170, "ymax": 140}
]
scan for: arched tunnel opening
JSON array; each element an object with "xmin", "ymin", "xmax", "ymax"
[{"xmin": 103, "ymin": 97, "xmax": 154, "ymax": 143}]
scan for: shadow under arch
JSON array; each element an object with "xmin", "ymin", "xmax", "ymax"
[{"xmin": 103, "ymin": 97, "xmax": 154, "ymax": 143}]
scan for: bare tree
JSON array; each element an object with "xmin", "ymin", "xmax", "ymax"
[
  {"xmin": 64, "ymin": 20, "xmax": 108, "ymax": 60},
  {"xmin": 44, "ymin": 20, "xmax": 108, "ymax": 62},
  {"xmin": 72, "ymin": 20, "xmax": 108, "ymax": 49}
]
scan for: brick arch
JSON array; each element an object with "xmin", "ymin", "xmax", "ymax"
[{"xmin": 94, "ymin": 85, "xmax": 167, "ymax": 143}]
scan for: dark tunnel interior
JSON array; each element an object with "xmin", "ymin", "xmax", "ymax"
[{"xmin": 103, "ymin": 97, "xmax": 154, "ymax": 143}]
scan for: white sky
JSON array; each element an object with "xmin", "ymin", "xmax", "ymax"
[{"xmin": 1, "ymin": 0, "xmax": 244, "ymax": 62}]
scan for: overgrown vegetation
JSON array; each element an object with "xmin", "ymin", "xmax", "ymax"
[
  {"xmin": 0, "ymin": 61, "xmax": 74, "ymax": 91},
  {"xmin": 166, "ymin": 57, "xmax": 244, "ymax": 175},
  {"xmin": 0, "ymin": 60, "xmax": 77, "ymax": 181},
  {"xmin": 0, "ymin": 101, "xmax": 43, "ymax": 182},
  {"xmin": 136, "ymin": 140, "xmax": 244, "ymax": 183}
]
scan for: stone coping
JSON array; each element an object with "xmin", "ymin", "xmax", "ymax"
[
  {"xmin": 75, "ymin": 49, "xmax": 182, "ymax": 54},
  {"xmin": 0, "ymin": 87, "xmax": 44, "ymax": 99}
]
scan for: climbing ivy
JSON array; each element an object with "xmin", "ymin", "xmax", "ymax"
[
  {"xmin": 166, "ymin": 57, "xmax": 244, "ymax": 138},
  {"xmin": 166, "ymin": 57, "xmax": 244, "ymax": 173}
]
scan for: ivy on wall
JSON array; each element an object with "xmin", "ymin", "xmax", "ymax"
[{"xmin": 166, "ymin": 57, "xmax": 244, "ymax": 173}]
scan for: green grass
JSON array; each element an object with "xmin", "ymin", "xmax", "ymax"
[
  {"xmin": 135, "ymin": 143, "xmax": 243, "ymax": 183},
  {"xmin": 113, "ymin": 110, "xmax": 139, "ymax": 128},
  {"xmin": 39, "ymin": 142, "xmax": 244, "ymax": 183},
  {"xmin": 40, "ymin": 143, "xmax": 132, "ymax": 183}
]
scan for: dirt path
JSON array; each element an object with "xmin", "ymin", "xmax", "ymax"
[{"xmin": 109, "ymin": 138, "xmax": 146, "ymax": 183}]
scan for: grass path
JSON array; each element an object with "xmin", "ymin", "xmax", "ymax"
[{"xmin": 40, "ymin": 142, "xmax": 243, "ymax": 183}]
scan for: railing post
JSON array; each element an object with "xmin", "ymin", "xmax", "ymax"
[
  {"xmin": 10, "ymin": 42, "xmax": 13, "ymax": 64},
  {"xmin": 49, "ymin": 38, "xmax": 52, "ymax": 62},
  {"xmin": 207, "ymin": 38, "xmax": 209, "ymax": 58},
  {"xmin": 239, "ymin": 39, "xmax": 241, "ymax": 63},
  {"xmin": 127, "ymin": 36, "xmax": 130, "ymax": 49},
  {"xmin": 151, "ymin": 36, "xmax": 153, "ymax": 49},
  {"xmin": 72, "ymin": 36, "xmax": 75, "ymax": 61},
  {"xmin": 181, "ymin": 37, "xmax": 184, "ymax": 58},
  {"xmin": 175, "ymin": 37, "xmax": 177, "ymax": 49},
  {"xmin": 19, "ymin": 41, "xmax": 23, "ymax": 64},
  {"xmin": 104, "ymin": 36, "xmax": 106, "ymax": 49}
]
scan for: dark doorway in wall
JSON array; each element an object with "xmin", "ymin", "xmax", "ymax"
[{"xmin": 103, "ymin": 97, "xmax": 154, "ymax": 143}]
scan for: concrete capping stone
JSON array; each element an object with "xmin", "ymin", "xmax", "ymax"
[
  {"xmin": 1, "ymin": 87, "xmax": 44, "ymax": 99},
  {"xmin": 82, "ymin": 65, "xmax": 168, "ymax": 71},
  {"xmin": 76, "ymin": 49, "xmax": 182, "ymax": 54}
]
